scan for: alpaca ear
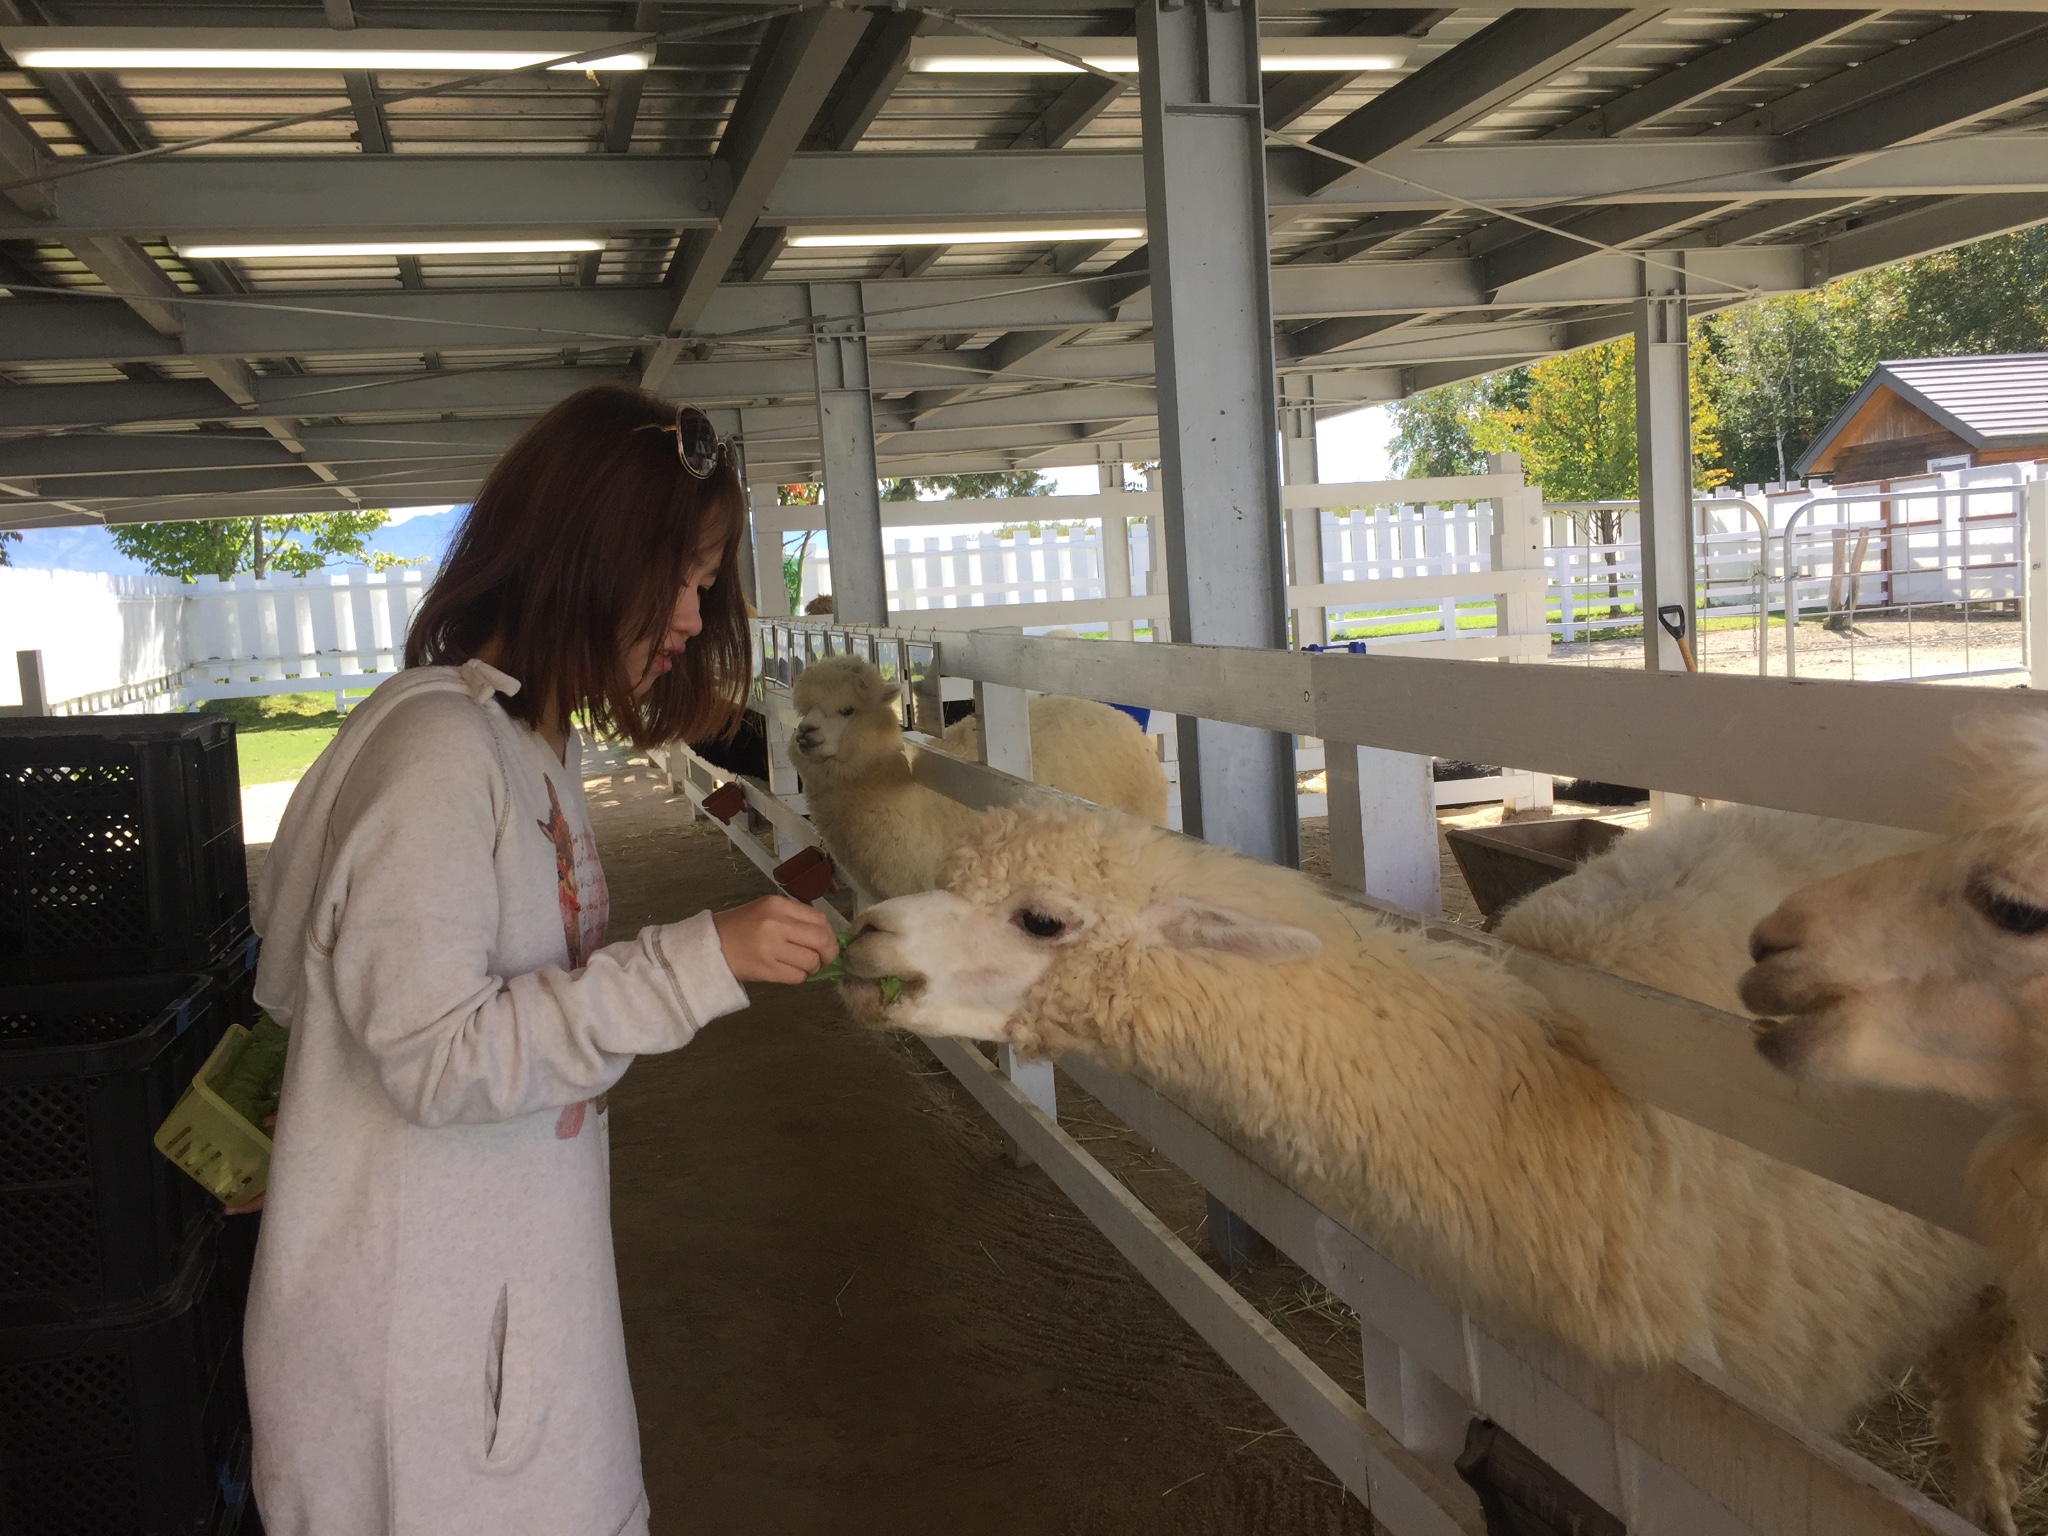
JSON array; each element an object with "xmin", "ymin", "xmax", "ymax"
[{"xmin": 1136, "ymin": 899, "xmax": 1321, "ymax": 962}]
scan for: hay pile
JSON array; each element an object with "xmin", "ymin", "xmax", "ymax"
[{"xmin": 1843, "ymin": 1367, "xmax": 2048, "ymax": 1533}]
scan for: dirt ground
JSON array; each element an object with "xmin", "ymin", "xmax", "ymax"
[
  {"xmin": 585, "ymin": 761, "xmax": 1377, "ymax": 1536},
  {"xmin": 1550, "ymin": 608, "xmax": 2028, "ymax": 685}
]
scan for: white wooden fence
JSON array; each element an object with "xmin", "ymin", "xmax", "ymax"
[
  {"xmin": 661, "ymin": 618, "xmax": 2025, "ymax": 1536},
  {"xmin": 768, "ymin": 461, "xmax": 2047, "ymax": 685},
  {"xmin": 0, "ymin": 564, "xmax": 437, "ymax": 714}
]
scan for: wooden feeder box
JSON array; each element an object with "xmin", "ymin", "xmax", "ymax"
[{"xmin": 773, "ymin": 845, "xmax": 838, "ymax": 903}]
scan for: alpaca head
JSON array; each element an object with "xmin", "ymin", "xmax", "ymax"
[
  {"xmin": 839, "ymin": 806, "xmax": 1320, "ymax": 1046},
  {"xmin": 1741, "ymin": 714, "xmax": 2048, "ymax": 1104},
  {"xmin": 788, "ymin": 656, "xmax": 906, "ymax": 782}
]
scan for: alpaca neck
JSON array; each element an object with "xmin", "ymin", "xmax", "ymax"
[{"xmin": 1028, "ymin": 926, "xmax": 1709, "ymax": 1369}]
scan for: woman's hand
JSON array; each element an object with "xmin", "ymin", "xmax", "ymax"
[{"xmin": 713, "ymin": 897, "xmax": 839, "ymax": 984}]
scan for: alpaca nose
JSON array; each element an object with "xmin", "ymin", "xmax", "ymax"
[
  {"xmin": 1748, "ymin": 929, "xmax": 1795, "ymax": 965},
  {"xmin": 1747, "ymin": 903, "xmax": 1805, "ymax": 965}
]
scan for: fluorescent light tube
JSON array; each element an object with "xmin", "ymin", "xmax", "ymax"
[
  {"xmin": 1, "ymin": 28, "xmax": 652, "ymax": 72},
  {"xmin": 906, "ymin": 36, "xmax": 1411, "ymax": 74},
  {"xmin": 788, "ymin": 228, "xmax": 1143, "ymax": 248},
  {"xmin": 175, "ymin": 239, "xmax": 606, "ymax": 258},
  {"xmin": 15, "ymin": 46, "xmax": 649, "ymax": 70}
]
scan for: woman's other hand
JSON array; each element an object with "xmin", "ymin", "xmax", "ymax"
[{"xmin": 712, "ymin": 897, "xmax": 839, "ymax": 984}]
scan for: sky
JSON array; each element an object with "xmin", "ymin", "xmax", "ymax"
[{"xmin": 2, "ymin": 406, "xmax": 1397, "ymax": 576}]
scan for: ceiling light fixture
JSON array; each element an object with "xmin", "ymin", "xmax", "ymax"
[
  {"xmin": 906, "ymin": 36, "xmax": 1411, "ymax": 74},
  {"xmin": 174, "ymin": 239, "xmax": 607, "ymax": 259},
  {"xmin": 1, "ymin": 28, "xmax": 652, "ymax": 72},
  {"xmin": 788, "ymin": 228, "xmax": 1143, "ymax": 248}
]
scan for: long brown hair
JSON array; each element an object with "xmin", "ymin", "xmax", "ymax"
[{"xmin": 405, "ymin": 384, "xmax": 749, "ymax": 749}]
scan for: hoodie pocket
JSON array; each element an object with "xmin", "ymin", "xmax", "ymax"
[{"xmin": 481, "ymin": 1283, "xmax": 548, "ymax": 1472}]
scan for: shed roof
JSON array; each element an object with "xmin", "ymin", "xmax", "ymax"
[{"xmin": 1798, "ymin": 353, "xmax": 2048, "ymax": 475}]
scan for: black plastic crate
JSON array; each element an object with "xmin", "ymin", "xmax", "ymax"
[
  {"xmin": 0, "ymin": 715, "xmax": 248, "ymax": 983},
  {"xmin": 0, "ymin": 973, "xmax": 234, "ymax": 1323},
  {"xmin": 0, "ymin": 1218, "xmax": 253, "ymax": 1536}
]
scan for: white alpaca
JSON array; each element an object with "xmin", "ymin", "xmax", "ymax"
[
  {"xmin": 786, "ymin": 655, "xmax": 1166, "ymax": 898},
  {"xmin": 1742, "ymin": 715, "xmax": 2048, "ymax": 1369},
  {"xmin": 842, "ymin": 805, "xmax": 2036, "ymax": 1533},
  {"xmin": 1497, "ymin": 805, "xmax": 1932, "ymax": 1014}
]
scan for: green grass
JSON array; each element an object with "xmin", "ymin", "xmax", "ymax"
[{"xmin": 194, "ymin": 693, "xmax": 366, "ymax": 787}]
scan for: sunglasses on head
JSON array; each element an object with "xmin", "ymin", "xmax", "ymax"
[{"xmin": 642, "ymin": 405, "xmax": 729, "ymax": 479}]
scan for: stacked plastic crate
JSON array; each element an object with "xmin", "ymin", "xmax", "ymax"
[{"xmin": 0, "ymin": 714, "xmax": 260, "ymax": 1536}]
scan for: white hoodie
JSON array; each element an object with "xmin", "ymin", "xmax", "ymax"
[{"xmin": 247, "ymin": 660, "xmax": 748, "ymax": 1536}]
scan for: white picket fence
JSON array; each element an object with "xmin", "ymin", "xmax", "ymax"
[
  {"xmin": 179, "ymin": 567, "xmax": 435, "ymax": 705},
  {"xmin": 779, "ymin": 461, "xmax": 2045, "ymax": 681},
  {"xmin": 0, "ymin": 564, "xmax": 437, "ymax": 714}
]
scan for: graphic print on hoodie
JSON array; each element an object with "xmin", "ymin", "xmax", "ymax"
[{"xmin": 538, "ymin": 775, "xmax": 612, "ymax": 1138}]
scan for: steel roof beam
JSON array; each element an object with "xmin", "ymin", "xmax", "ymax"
[
  {"xmin": 1810, "ymin": 192, "xmax": 2048, "ymax": 280},
  {"xmin": 815, "ymin": 10, "xmax": 926, "ymax": 151},
  {"xmin": 22, "ymin": 139, "xmax": 2048, "ymax": 242},
  {"xmin": 63, "ymin": 234, "xmax": 353, "ymax": 494},
  {"xmin": 642, "ymin": 7, "xmax": 869, "ymax": 390},
  {"xmin": 1304, "ymin": 8, "xmax": 1660, "ymax": 192},
  {"xmin": 1711, "ymin": 14, "xmax": 2048, "ymax": 139},
  {"xmin": 1786, "ymin": 23, "xmax": 2048, "ymax": 166},
  {"xmin": 0, "ymin": 247, "xmax": 1810, "ymax": 368},
  {"xmin": 1549, "ymin": 11, "xmax": 1875, "ymax": 139},
  {"xmin": 1477, "ymin": 201, "xmax": 1724, "ymax": 291},
  {"xmin": 1699, "ymin": 197, "xmax": 1853, "ymax": 246}
]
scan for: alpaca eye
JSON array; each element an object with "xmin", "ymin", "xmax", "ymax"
[
  {"xmin": 1016, "ymin": 910, "xmax": 1066, "ymax": 939},
  {"xmin": 1971, "ymin": 879, "xmax": 2048, "ymax": 936},
  {"xmin": 839, "ymin": 705, "xmax": 856, "ymax": 717}
]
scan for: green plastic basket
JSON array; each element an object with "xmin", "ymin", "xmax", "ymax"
[{"xmin": 154, "ymin": 1024, "xmax": 275, "ymax": 1207}]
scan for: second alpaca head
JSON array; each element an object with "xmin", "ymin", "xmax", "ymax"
[
  {"xmin": 788, "ymin": 656, "xmax": 909, "ymax": 785},
  {"xmin": 1740, "ymin": 713, "xmax": 2048, "ymax": 1105}
]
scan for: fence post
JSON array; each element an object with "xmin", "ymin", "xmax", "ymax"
[
  {"xmin": 1325, "ymin": 741, "xmax": 1442, "ymax": 917},
  {"xmin": 1488, "ymin": 457, "xmax": 1553, "ymax": 814},
  {"xmin": 1098, "ymin": 461, "xmax": 1135, "ymax": 641},
  {"xmin": 977, "ymin": 678, "xmax": 1055, "ymax": 1158},
  {"xmin": 2027, "ymin": 478, "xmax": 2048, "ymax": 686},
  {"xmin": 0, "ymin": 649, "xmax": 47, "ymax": 717}
]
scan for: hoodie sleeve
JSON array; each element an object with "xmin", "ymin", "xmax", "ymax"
[{"xmin": 320, "ymin": 693, "xmax": 749, "ymax": 1128}]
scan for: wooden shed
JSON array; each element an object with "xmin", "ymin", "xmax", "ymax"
[{"xmin": 1797, "ymin": 353, "xmax": 2048, "ymax": 481}]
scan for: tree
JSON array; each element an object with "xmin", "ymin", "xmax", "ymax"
[
  {"xmin": 109, "ymin": 509, "xmax": 397, "ymax": 582},
  {"xmin": 881, "ymin": 470, "xmax": 1051, "ymax": 500},
  {"xmin": 1388, "ymin": 372, "xmax": 1529, "ymax": 477},
  {"xmin": 1694, "ymin": 226, "xmax": 2048, "ymax": 483},
  {"xmin": 0, "ymin": 529, "xmax": 17, "ymax": 566}
]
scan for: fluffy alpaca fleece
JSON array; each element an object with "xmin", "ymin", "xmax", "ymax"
[
  {"xmin": 787, "ymin": 656, "xmax": 1166, "ymax": 898},
  {"xmin": 1741, "ymin": 716, "xmax": 2048, "ymax": 1366},
  {"xmin": 936, "ymin": 696, "xmax": 1167, "ymax": 827},
  {"xmin": 1497, "ymin": 805, "xmax": 1932, "ymax": 1015},
  {"xmin": 844, "ymin": 807, "xmax": 2030, "ymax": 1531}
]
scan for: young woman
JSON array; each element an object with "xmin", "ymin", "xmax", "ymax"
[{"xmin": 245, "ymin": 384, "xmax": 836, "ymax": 1536}]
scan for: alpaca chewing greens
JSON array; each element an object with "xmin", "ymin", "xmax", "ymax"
[{"xmin": 808, "ymin": 933, "xmax": 902, "ymax": 1001}]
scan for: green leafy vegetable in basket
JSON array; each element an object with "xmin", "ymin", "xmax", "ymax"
[
  {"xmin": 211, "ymin": 1014, "xmax": 290, "ymax": 1127},
  {"xmin": 807, "ymin": 934, "xmax": 904, "ymax": 1003}
]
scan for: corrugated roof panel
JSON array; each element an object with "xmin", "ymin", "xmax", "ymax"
[{"xmin": 1884, "ymin": 355, "xmax": 2048, "ymax": 440}]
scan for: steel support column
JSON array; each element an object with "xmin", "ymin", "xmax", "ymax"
[
  {"xmin": 1138, "ymin": 0, "xmax": 1296, "ymax": 868},
  {"xmin": 809, "ymin": 282, "xmax": 888, "ymax": 626},
  {"xmin": 750, "ymin": 481, "xmax": 791, "ymax": 618}
]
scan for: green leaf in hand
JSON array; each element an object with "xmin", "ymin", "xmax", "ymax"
[{"xmin": 808, "ymin": 933, "xmax": 852, "ymax": 983}]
